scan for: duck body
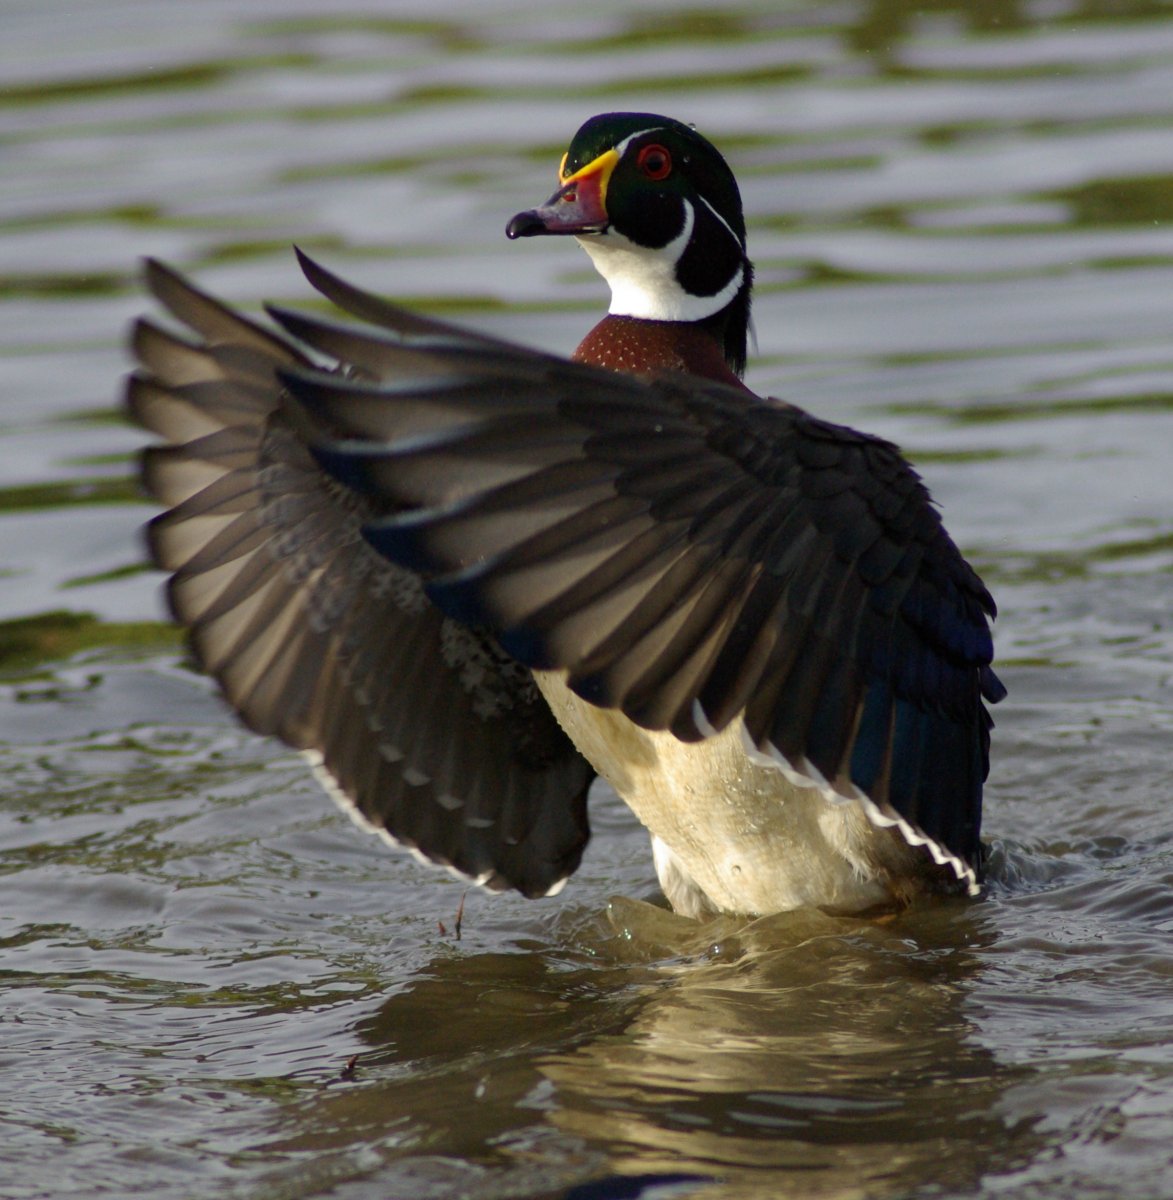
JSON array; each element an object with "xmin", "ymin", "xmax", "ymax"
[
  {"xmin": 532, "ymin": 681, "xmax": 933, "ymax": 918},
  {"xmin": 129, "ymin": 112, "xmax": 1004, "ymax": 918}
]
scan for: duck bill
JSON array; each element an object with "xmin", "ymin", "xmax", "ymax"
[{"xmin": 506, "ymin": 148, "xmax": 618, "ymax": 238}]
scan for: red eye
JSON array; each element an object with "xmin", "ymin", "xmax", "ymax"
[{"xmin": 636, "ymin": 143, "xmax": 672, "ymax": 181}]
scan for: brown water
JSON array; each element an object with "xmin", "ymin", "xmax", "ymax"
[{"xmin": 2, "ymin": 2, "xmax": 1172, "ymax": 1198}]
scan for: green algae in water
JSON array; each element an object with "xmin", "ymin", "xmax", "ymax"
[{"xmin": 0, "ymin": 611, "xmax": 179, "ymax": 676}]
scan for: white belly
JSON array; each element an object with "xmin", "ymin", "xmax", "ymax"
[{"xmin": 534, "ymin": 671, "xmax": 925, "ymax": 917}]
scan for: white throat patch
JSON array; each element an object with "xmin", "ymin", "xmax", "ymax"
[{"xmin": 576, "ymin": 198, "xmax": 745, "ymax": 323}]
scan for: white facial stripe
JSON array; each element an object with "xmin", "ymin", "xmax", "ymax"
[
  {"xmin": 612, "ymin": 126, "xmax": 665, "ymax": 159},
  {"xmin": 698, "ymin": 193, "xmax": 743, "ymax": 249},
  {"xmin": 576, "ymin": 198, "xmax": 745, "ymax": 322}
]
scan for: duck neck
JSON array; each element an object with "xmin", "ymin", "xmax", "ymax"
[{"xmin": 572, "ymin": 315, "xmax": 751, "ymax": 391}]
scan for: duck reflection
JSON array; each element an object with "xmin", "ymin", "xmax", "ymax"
[
  {"xmin": 297, "ymin": 901, "xmax": 1040, "ymax": 1199},
  {"xmin": 536, "ymin": 901, "xmax": 1036, "ymax": 1197}
]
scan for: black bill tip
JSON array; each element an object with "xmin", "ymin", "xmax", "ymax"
[{"xmin": 506, "ymin": 210, "xmax": 549, "ymax": 239}]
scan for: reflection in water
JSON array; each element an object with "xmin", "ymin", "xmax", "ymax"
[
  {"xmin": 542, "ymin": 903, "xmax": 1036, "ymax": 1198},
  {"xmin": 255, "ymin": 902, "xmax": 1039, "ymax": 1199}
]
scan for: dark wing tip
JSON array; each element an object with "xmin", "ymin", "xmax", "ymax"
[{"xmin": 292, "ymin": 244, "xmax": 334, "ymax": 296}]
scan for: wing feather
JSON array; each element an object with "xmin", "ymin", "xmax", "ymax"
[
  {"xmin": 258, "ymin": 257, "xmax": 1003, "ymax": 884},
  {"xmin": 130, "ymin": 253, "xmax": 1003, "ymax": 895},
  {"xmin": 128, "ymin": 258, "xmax": 594, "ymax": 899}
]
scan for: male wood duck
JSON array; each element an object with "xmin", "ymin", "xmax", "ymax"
[{"xmin": 129, "ymin": 112, "xmax": 1005, "ymax": 919}]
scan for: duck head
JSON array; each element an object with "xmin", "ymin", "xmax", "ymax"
[{"xmin": 507, "ymin": 112, "xmax": 754, "ymax": 376}]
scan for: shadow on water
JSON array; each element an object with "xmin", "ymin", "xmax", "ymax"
[{"xmin": 251, "ymin": 900, "xmax": 1041, "ymax": 1199}]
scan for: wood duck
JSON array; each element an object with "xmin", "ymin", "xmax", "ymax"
[{"xmin": 128, "ymin": 111, "xmax": 1005, "ymax": 919}]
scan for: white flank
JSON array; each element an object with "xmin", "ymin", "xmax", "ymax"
[{"xmin": 731, "ymin": 717, "xmax": 982, "ymax": 896}]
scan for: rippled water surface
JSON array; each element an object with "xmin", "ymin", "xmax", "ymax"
[{"xmin": 2, "ymin": 2, "xmax": 1172, "ymax": 1198}]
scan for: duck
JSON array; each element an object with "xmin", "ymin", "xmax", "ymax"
[{"xmin": 128, "ymin": 111, "xmax": 1005, "ymax": 919}]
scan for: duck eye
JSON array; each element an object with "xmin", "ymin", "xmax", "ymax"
[{"xmin": 636, "ymin": 144, "xmax": 672, "ymax": 181}]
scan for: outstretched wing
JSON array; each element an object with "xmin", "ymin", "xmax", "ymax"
[
  {"xmin": 272, "ymin": 252, "xmax": 1005, "ymax": 889},
  {"xmin": 128, "ymin": 259, "xmax": 594, "ymax": 899}
]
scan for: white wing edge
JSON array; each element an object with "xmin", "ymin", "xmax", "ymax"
[{"xmin": 300, "ymin": 749, "xmax": 572, "ymax": 898}]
